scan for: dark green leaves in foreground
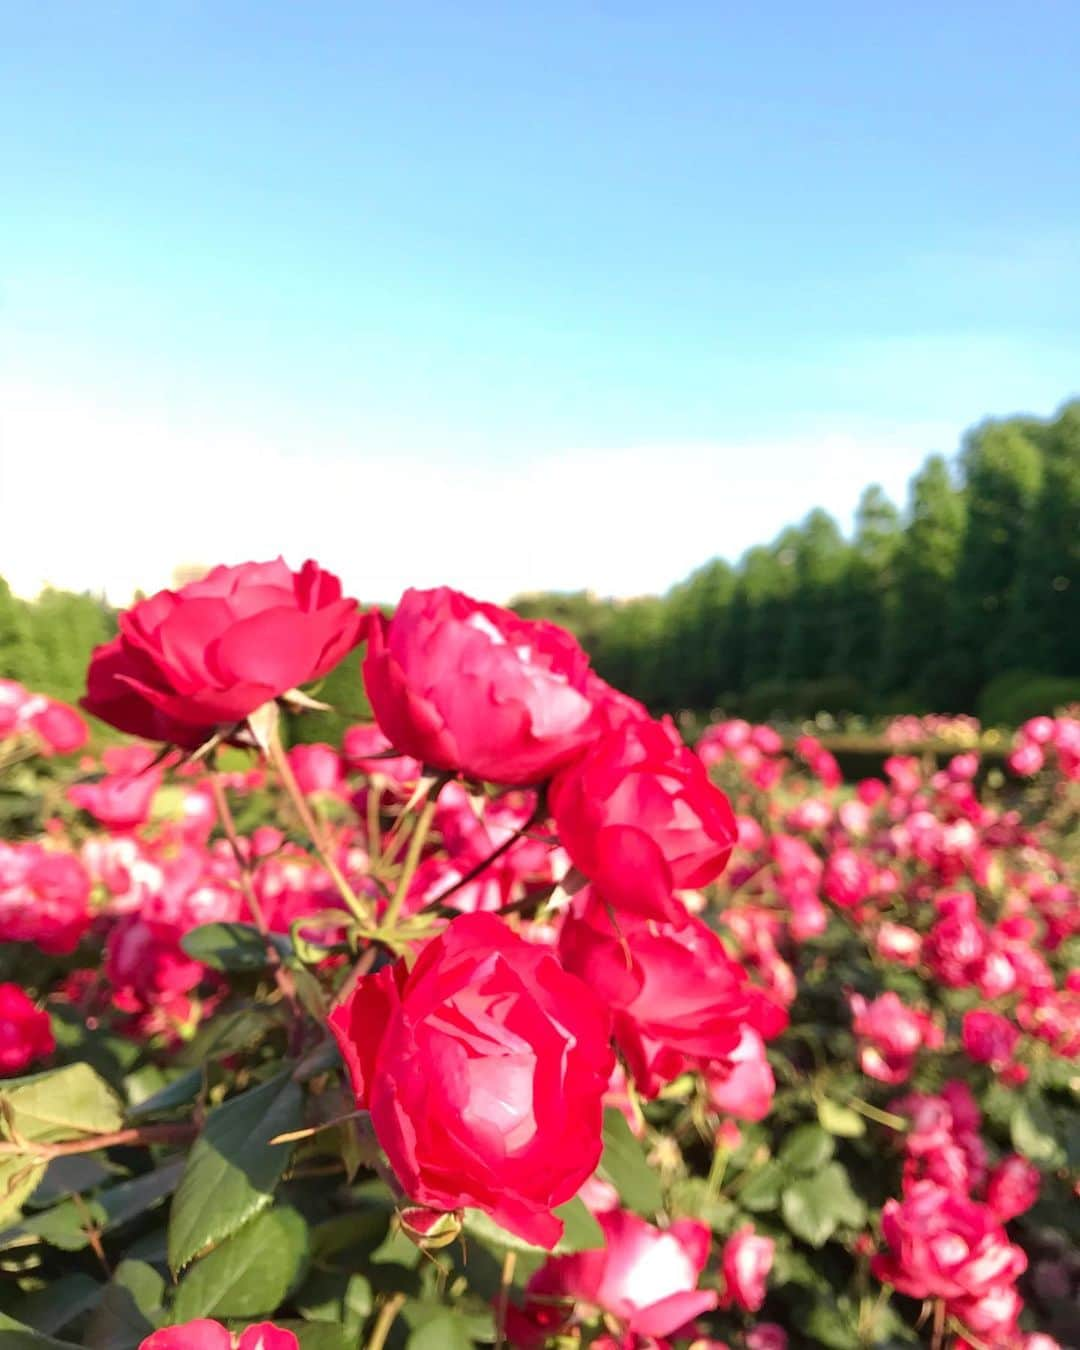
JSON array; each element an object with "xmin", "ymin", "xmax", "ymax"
[{"xmin": 167, "ymin": 1070, "xmax": 302, "ymax": 1272}]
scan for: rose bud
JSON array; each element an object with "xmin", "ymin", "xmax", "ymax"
[
  {"xmin": 329, "ymin": 912, "xmax": 613, "ymax": 1248},
  {"xmin": 720, "ymin": 1224, "xmax": 775, "ymax": 1312}
]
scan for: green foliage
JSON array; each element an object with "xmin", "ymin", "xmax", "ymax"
[
  {"xmin": 978, "ymin": 669, "xmax": 1080, "ymax": 727},
  {"xmin": 512, "ymin": 399, "xmax": 1080, "ymax": 717}
]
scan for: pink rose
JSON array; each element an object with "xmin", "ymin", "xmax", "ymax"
[
  {"xmin": 985, "ymin": 1155, "xmax": 1041, "ymax": 1222},
  {"xmin": 705, "ymin": 1026, "xmax": 776, "ymax": 1122},
  {"xmin": 68, "ymin": 744, "xmax": 163, "ymax": 831},
  {"xmin": 550, "ymin": 718, "xmax": 737, "ymax": 925},
  {"xmin": 0, "ymin": 843, "xmax": 92, "ymax": 954},
  {"xmin": 508, "ymin": 1209, "xmax": 717, "ymax": 1343},
  {"xmin": 871, "ymin": 1181, "xmax": 1026, "ymax": 1302},
  {"xmin": 87, "ymin": 558, "xmax": 362, "ymax": 733},
  {"xmin": 875, "ymin": 922, "xmax": 923, "ymax": 967},
  {"xmin": 0, "ymin": 983, "xmax": 54, "ymax": 1075},
  {"xmin": 329, "ymin": 912, "xmax": 613, "ymax": 1247},
  {"xmin": 962, "ymin": 1010, "xmax": 1020, "ymax": 1068},
  {"xmin": 286, "ymin": 742, "xmax": 344, "ymax": 796},
  {"xmin": 140, "ymin": 1323, "xmax": 298, "ymax": 1350},
  {"xmin": 364, "ymin": 587, "xmax": 613, "ymax": 784},
  {"xmin": 850, "ymin": 991, "xmax": 942, "ymax": 1085},
  {"xmin": 719, "ymin": 1224, "xmax": 774, "ymax": 1311},
  {"xmin": 559, "ymin": 894, "xmax": 753, "ymax": 1097}
]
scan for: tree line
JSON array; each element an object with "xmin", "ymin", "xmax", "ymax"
[
  {"xmin": 2, "ymin": 400, "xmax": 1076, "ymax": 729},
  {"xmin": 513, "ymin": 400, "xmax": 1080, "ymax": 722}
]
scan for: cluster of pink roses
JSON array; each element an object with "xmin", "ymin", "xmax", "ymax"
[{"xmin": 1007, "ymin": 714, "xmax": 1080, "ymax": 780}]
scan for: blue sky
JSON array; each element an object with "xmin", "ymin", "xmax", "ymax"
[{"xmin": 2, "ymin": 2, "xmax": 1078, "ymax": 602}]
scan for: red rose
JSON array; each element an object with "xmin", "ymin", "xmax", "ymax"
[
  {"xmin": 558, "ymin": 894, "xmax": 752, "ymax": 1097},
  {"xmin": 720, "ymin": 1224, "xmax": 775, "ymax": 1312},
  {"xmin": 286, "ymin": 742, "xmax": 345, "ymax": 796},
  {"xmin": 985, "ymin": 1155, "xmax": 1041, "ymax": 1222},
  {"xmin": 363, "ymin": 586, "xmax": 617, "ymax": 784},
  {"xmin": 86, "ymin": 559, "xmax": 362, "ymax": 734},
  {"xmin": 550, "ymin": 718, "xmax": 737, "ymax": 925},
  {"xmin": 871, "ymin": 1180, "xmax": 1026, "ymax": 1303},
  {"xmin": 0, "ymin": 983, "xmax": 54, "ymax": 1075},
  {"xmin": 508, "ymin": 1208, "xmax": 716, "ymax": 1343},
  {"xmin": 140, "ymin": 1323, "xmax": 297, "ymax": 1350},
  {"xmin": 328, "ymin": 912, "xmax": 613, "ymax": 1247},
  {"xmin": 962, "ymin": 1009, "xmax": 1020, "ymax": 1068}
]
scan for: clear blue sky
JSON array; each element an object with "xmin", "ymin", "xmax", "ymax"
[{"xmin": 2, "ymin": 2, "xmax": 1078, "ymax": 602}]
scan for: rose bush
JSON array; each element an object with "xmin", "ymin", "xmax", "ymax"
[{"xmin": 0, "ymin": 569, "xmax": 1075, "ymax": 1349}]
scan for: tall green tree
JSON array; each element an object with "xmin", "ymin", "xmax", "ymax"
[{"xmin": 831, "ymin": 485, "xmax": 901, "ymax": 692}]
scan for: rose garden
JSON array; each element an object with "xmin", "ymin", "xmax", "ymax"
[{"xmin": 0, "ymin": 559, "xmax": 1076, "ymax": 1350}]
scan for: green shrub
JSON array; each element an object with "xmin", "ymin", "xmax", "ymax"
[{"xmin": 978, "ymin": 670, "xmax": 1080, "ymax": 727}]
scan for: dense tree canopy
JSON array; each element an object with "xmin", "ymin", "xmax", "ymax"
[{"xmin": 513, "ymin": 400, "xmax": 1080, "ymax": 719}]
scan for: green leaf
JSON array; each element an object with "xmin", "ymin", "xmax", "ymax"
[
  {"xmin": 180, "ymin": 921, "xmax": 292, "ymax": 972},
  {"xmin": 273, "ymin": 1326, "xmax": 355, "ymax": 1350},
  {"xmin": 126, "ymin": 1068, "xmax": 204, "ymax": 1121},
  {"xmin": 778, "ymin": 1123, "xmax": 835, "ymax": 1173},
  {"xmin": 0, "ymin": 1311, "xmax": 82, "ymax": 1348},
  {"xmin": 737, "ymin": 1159, "xmax": 786, "ymax": 1212},
  {"xmin": 0, "ymin": 1156, "xmax": 49, "ymax": 1230},
  {"xmin": 406, "ymin": 1310, "xmax": 475, "ymax": 1349},
  {"xmin": 781, "ymin": 1163, "xmax": 866, "ymax": 1248},
  {"xmin": 598, "ymin": 1107, "xmax": 663, "ymax": 1214},
  {"xmin": 4, "ymin": 1273, "xmax": 102, "ymax": 1337},
  {"xmin": 0, "ymin": 1063, "xmax": 124, "ymax": 1144},
  {"xmin": 84, "ymin": 1260, "xmax": 165, "ymax": 1350},
  {"xmin": 172, "ymin": 1205, "xmax": 309, "ymax": 1321},
  {"xmin": 167, "ymin": 1070, "xmax": 302, "ymax": 1272},
  {"xmin": 817, "ymin": 1098, "xmax": 866, "ymax": 1138},
  {"xmin": 552, "ymin": 1196, "xmax": 604, "ymax": 1252},
  {"xmin": 1011, "ymin": 1096, "xmax": 1064, "ymax": 1167}
]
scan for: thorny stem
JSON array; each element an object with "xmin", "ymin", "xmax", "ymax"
[
  {"xmin": 265, "ymin": 721, "xmax": 374, "ymax": 926},
  {"xmin": 209, "ymin": 769, "xmax": 302, "ymax": 1022}
]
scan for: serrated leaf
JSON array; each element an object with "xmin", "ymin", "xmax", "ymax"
[
  {"xmin": 0, "ymin": 1157, "xmax": 49, "ymax": 1231},
  {"xmin": 83, "ymin": 1260, "xmax": 165, "ymax": 1349},
  {"xmin": 781, "ymin": 1163, "xmax": 866, "ymax": 1248},
  {"xmin": 737, "ymin": 1159, "xmax": 785, "ymax": 1212},
  {"xmin": 180, "ymin": 921, "xmax": 292, "ymax": 972},
  {"xmin": 0, "ymin": 1064, "xmax": 124, "ymax": 1144},
  {"xmin": 167, "ymin": 1071, "xmax": 301, "ymax": 1272},
  {"xmin": 172, "ymin": 1205, "xmax": 309, "ymax": 1321},
  {"xmin": 598, "ymin": 1107, "xmax": 663, "ymax": 1214},
  {"xmin": 779, "ymin": 1123, "xmax": 835, "ymax": 1173},
  {"xmin": 126, "ymin": 1068, "xmax": 204, "ymax": 1121},
  {"xmin": 817, "ymin": 1098, "xmax": 866, "ymax": 1138},
  {"xmin": 273, "ymin": 1325, "xmax": 355, "ymax": 1350}
]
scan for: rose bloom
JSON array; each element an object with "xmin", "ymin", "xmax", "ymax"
[
  {"xmin": 559, "ymin": 893, "xmax": 754, "ymax": 1097},
  {"xmin": 67, "ymin": 744, "xmax": 163, "ymax": 831},
  {"xmin": 962, "ymin": 1009, "xmax": 1021, "ymax": 1068},
  {"xmin": 986, "ymin": 1155, "xmax": 1041, "ymax": 1223},
  {"xmin": 140, "ymin": 1323, "xmax": 297, "ymax": 1350},
  {"xmin": 949, "ymin": 1285, "xmax": 1025, "ymax": 1345},
  {"xmin": 0, "ymin": 843, "xmax": 92, "ymax": 955},
  {"xmin": 506, "ymin": 1209, "xmax": 717, "ymax": 1345},
  {"xmin": 704, "ymin": 1026, "xmax": 776, "ymax": 1122},
  {"xmin": 822, "ymin": 847, "xmax": 874, "ymax": 909},
  {"xmin": 746, "ymin": 1328, "xmax": 788, "ymax": 1350},
  {"xmin": 0, "ymin": 983, "xmax": 54, "ymax": 1075},
  {"xmin": 720, "ymin": 1224, "xmax": 774, "ymax": 1312},
  {"xmin": 329, "ymin": 912, "xmax": 613, "ymax": 1247},
  {"xmin": 871, "ymin": 1180, "xmax": 1026, "ymax": 1303},
  {"xmin": 85, "ymin": 558, "xmax": 362, "ymax": 734},
  {"xmin": 875, "ymin": 922, "xmax": 923, "ymax": 967},
  {"xmin": 27, "ymin": 699, "xmax": 89, "ymax": 755},
  {"xmin": 550, "ymin": 718, "xmax": 737, "ymax": 926},
  {"xmin": 286, "ymin": 742, "xmax": 345, "ymax": 796},
  {"xmin": 364, "ymin": 586, "xmax": 627, "ymax": 784},
  {"xmin": 341, "ymin": 722, "xmax": 422, "ymax": 792},
  {"xmin": 850, "ymin": 991, "xmax": 943, "ymax": 1085}
]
